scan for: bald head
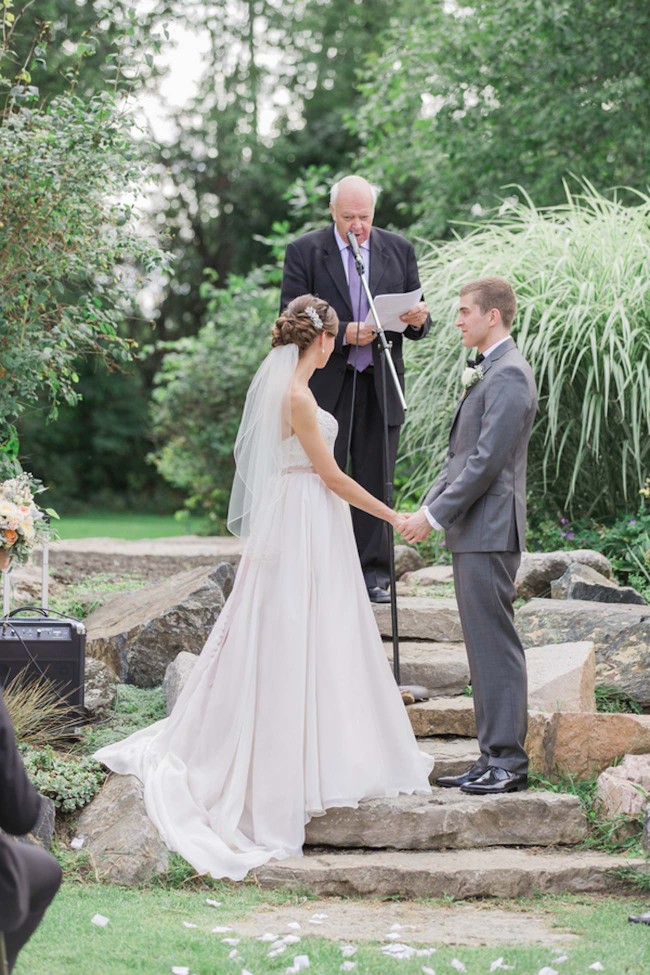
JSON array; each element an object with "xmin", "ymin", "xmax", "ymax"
[{"xmin": 329, "ymin": 176, "xmax": 380, "ymax": 247}]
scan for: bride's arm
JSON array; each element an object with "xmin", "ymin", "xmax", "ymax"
[{"xmin": 290, "ymin": 392, "xmax": 403, "ymax": 530}]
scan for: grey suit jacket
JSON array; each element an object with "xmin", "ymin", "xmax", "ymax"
[{"xmin": 424, "ymin": 338, "xmax": 537, "ymax": 553}]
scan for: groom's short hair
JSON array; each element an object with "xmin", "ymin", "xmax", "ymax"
[{"xmin": 460, "ymin": 277, "xmax": 517, "ymax": 330}]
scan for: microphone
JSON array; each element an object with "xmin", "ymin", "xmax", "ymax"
[{"xmin": 345, "ymin": 230, "xmax": 362, "ymax": 261}]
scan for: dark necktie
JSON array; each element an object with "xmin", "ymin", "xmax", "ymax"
[
  {"xmin": 346, "ymin": 246, "xmax": 372, "ymax": 372},
  {"xmin": 467, "ymin": 352, "xmax": 485, "ymax": 368}
]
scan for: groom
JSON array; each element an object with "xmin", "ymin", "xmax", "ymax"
[{"xmin": 401, "ymin": 277, "xmax": 537, "ymax": 795}]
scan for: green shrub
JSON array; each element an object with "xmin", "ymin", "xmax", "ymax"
[
  {"xmin": 401, "ymin": 185, "xmax": 650, "ymax": 521},
  {"xmin": 528, "ymin": 484, "xmax": 650, "ymax": 597},
  {"xmin": 150, "ymin": 267, "xmax": 279, "ymax": 525},
  {"xmin": 21, "ymin": 746, "xmax": 105, "ymax": 813}
]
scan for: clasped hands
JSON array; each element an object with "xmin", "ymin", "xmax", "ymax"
[
  {"xmin": 345, "ymin": 301, "xmax": 429, "ymax": 346},
  {"xmin": 391, "ymin": 508, "xmax": 433, "ymax": 543}
]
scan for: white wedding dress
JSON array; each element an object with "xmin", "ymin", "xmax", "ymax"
[{"xmin": 95, "ymin": 407, "xmax": 433, "ymax": 880}]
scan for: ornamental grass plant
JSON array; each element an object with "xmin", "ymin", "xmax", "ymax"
[{"xmin": 403, "ymin": 184, "xmax": 650, "ymax": 520}]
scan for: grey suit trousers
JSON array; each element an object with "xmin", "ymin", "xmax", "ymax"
[{"xmin": 452, "ymin": 551, "xmax": 528, "ymax": 775}]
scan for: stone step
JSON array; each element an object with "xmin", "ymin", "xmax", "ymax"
[
  {"xmin": 408, "ymin": 696, "xmax": 476, "ymax": 738},
  {"xmin": 255, "ymin": 847, "xmax": 646, "ymax": 899},
  {"xmin": 385, "ymin": 642, "xmax": 469, "ymax": 695},
  {"xmin": 373, "ymin": 597, "xmax": 463, "ymax": 641},
  {"xmin": 419, "ymin": 737, "xmax": 480, "ymax": 779},
  {"xmin": 305, "ymin": 790, "xmax": 586, "ymax": 851}
]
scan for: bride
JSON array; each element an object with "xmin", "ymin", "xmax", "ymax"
[{"xmin": 95, "ymin": 294, "xmax": 433, "ymax": 880}]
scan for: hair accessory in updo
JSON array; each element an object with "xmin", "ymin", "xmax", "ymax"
[{"xmin": 305, "ymin": 305, "xmax": 324, "ymax": 331}]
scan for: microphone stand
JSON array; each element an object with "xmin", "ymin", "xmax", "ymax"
[{"xmin": 346, "ymin": 232, "xmax": 428, "ymax": 703}]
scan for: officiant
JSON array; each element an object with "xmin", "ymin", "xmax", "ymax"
[{"xmin": 280, "ymin": 175, "xmax": 431, "ymax": 602}]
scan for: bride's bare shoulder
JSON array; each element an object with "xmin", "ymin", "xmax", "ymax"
[{"xmin": 289, "ymin": 385, "xmax": 318, "ymax": 419}]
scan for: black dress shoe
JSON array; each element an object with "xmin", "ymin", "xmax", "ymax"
[
  {"xmin": 628, "ymin": 912, "xmax": 650, "ymax": 925},
  {"xmin": 368, "ymin": 586, "xmax": 391, "ymax": 604},
  {"xmin": 436, "ymin": 763, "xmax": 487, "ymax": 789},
  {"xmin": 460, "ymin": 766, "xmax": 528, "ymax": 794}
]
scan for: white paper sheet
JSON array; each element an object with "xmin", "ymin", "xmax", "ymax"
[{"xmin": 364, "ymin": 287, "xmax": 424, "ymax": 333}]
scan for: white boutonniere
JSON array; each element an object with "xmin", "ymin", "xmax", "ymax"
[{"xmin": 461, "ymin": 363, "xmax": 484, "ymax": 392}]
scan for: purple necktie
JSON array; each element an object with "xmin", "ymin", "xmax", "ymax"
[{"xmin": 346, "ymin": 246, "xmax": 373, "ymax": 372}]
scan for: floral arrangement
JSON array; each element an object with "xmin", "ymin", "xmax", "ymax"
[{"xmin": 0, "ymin": 473, "xmax": 57, "ymax": 568}]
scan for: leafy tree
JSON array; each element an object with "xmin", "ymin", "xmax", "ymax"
[
  {"xmin": 400, "ymin": 185, "xmax": 650, "ymax": 520},
  {"xmin": 355, "ymin": 0, "xmax": 650, "ymax": 238},
  {"xmin": 0, "ymin": 75, "xmax": 168, "ymax": 477}
]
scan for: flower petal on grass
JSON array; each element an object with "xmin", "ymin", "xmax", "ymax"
[
  {"xmin": 171, "ymin": 968, "xmax": 189, "ymax": 975},
  {"xmin": 70, "ymin": 837, "xmax": 84, "ymax": 850},
  {"xmin": 258, "ymin": 933, "xmax": 278, "ymax": 942},
  {"xmin": 451, "ymin": 960, "xmax": 467, "ymax": 973},
  {"xmin": 340, "ymin": 946, "xmax": 357, "ymax": 957},
  {"xmin": 212, "ymin": 926, "xmax": 233, "ymax": 934},
  {"xmin": 205, "ymin": 899, "xmax": 222, "ymax": 907},
  {"xmin": 182, "ymin": 922, "xmax": 198, "ymax": 930},
  {"xmin": 588, "ymin": 966, "xmax": 604, "ymax": 972},
  {"xmin": 222, "ymin": 938, "xmax": 241, "ymax": 946},
  {"xmin": 340, "ymin": 964, "xmax": 357, "ymax": 972},
  {"xmin": 91, "ymin": 914, "xmax": 109, "ymax": 928}
]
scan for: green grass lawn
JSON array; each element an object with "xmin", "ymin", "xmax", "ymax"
[
  {"xmin": 55, "ymin": 513, "xmax": 213, "ymax": 541},
  {"xmin": 14, "ymin": 885, "xmax": 650, "ymax": 975}
]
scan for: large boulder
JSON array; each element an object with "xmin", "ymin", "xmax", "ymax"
[
  {"xmin": 400, "ymin": 565, "xmax": 455, "ymax": 587},
  {"xmin": 394, "ymin": 545, "xmax": 425, "ymax": 579},
  {"xmin": 551, "ymin": 563, "xmax": 646, "ymax": 605},
  {"xmin": 76, "ymin": 774, "xmax": 169, "ymax": 885},
  {"xmin": 595, "ymin": 755, "xmax": 650, "ymax": 831},
  {"xmin": 526, "ymin": 711, "xmax": 650, "ymax": 780},
  {"xmin": 86, "ymin": 563, "xmax": 234, "ymax": 687},
  {"xmin": 84, "ymin": 658, "xmax": 119, "ymax": 721},
  {"xmin": 526, "ymin": 641, "xmax": 596, "ymax": 712},
  {"xmin": 163, "ymin": 651, "xmax": 198, "ymax": 715},
  {"xmin": 516, "ymin": 550, "xmax": 612, "ymax": 600},
  {"xmin": 516, "ymin": 599, "xmax": 650, "ymax": 706},
  {"xmin": 597, "ymin": 620, "xmax": 650, "ymax": 708}
]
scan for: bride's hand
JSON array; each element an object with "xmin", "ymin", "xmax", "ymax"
[{"xmin": 391, "ymin": 512, "xmax": 408, "ymax": 534}]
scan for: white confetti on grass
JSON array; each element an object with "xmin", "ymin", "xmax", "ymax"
[
  {"xmin": 553, "ymin": 955, "xmax": 569, "ymax": 964},
  {"xmin": 451, "ymin": 960, "xmax": 467, "ymax": 973},
  {"xmin": 171, "ymin": 968, "xmax": 189, "ymax": 975},
  {"xmin": 222, "ymin": 938, "xmax": 241, "ymax": 946},
  {"xmin": 182, "ymin": 922, "xmax": 198, "ymax": 929},
  {"xmin": 340, "ymin": 964, "xmax": 357, "ymax": 972},
  {"xmin": 287, "ymin": 922, "xmax": 301, "ymax": 930},
  {"xmin": 340, "ymin": 946, "xmax": 357, "ymax": 957},
  {"xmin": 490, "ymin": 959, "xmax": 514, "ymax": 972},
  {"xmin": 537, "ymin": 968, "xmax": 559, "ymax": 975},
  {"xmin": 258, "ymin": 933, "xmax": 278, "ymax": 942},
  {"xmin": 422, "ymin": 967, "xmax": 436, "ymax": 975},
  {"xmin": 283, "ymin": 935, "xmax": 301, "ymax": 945},
  {"xmin": 91, "ymin": 914, "xmax": 109, "ymax": 928},
  {"xmin": 205, "ymin": 898, "xmax": 222, "ymax": 907},
  {"xmin": 589, "ymin": 965, "xmax": 604, "ymax": 972},
  {"xmin": 70, "ymin": 836, "xmax": 84, "ymax": 850},
  {"xmin": 212, "ymin": 926, "xmax": 233, "ymax": 933}
]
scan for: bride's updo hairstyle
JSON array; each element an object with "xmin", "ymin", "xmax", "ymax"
[{"xmin": 272, "ymin": 294, "xmax": 338, "ymax": 352}]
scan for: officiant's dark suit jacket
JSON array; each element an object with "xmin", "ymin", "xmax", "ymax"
[
  {"xmin": 0, "ymin": 690, "xmax": 62, "ymax": 971},
  {"xmin": 280, "ymin": 225, "xmax": 431, "ymax": 426}
]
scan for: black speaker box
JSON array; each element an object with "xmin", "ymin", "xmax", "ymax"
[{"xmin": 0, "ymin": 614, "xmax": 86, "ymax": 713}]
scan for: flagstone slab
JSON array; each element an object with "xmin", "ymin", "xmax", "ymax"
[
  {"xmin": 373, "ymin": 597, "xmax": 463, "ymax": 641},
  {"xmin": 385, "ymin": 642, "xmax": 469, "ymax": 695},
  {"xmin": 304, "ymin": 790, "xmax": 586, "ymax": 850},
  {"xmin": 255, "ymin": 848, "xmax": 646, "ymax": 899},
  {"xmin": 408, "ymin": 697, "xmax": 476, "ymax": 737},
  {"xmin": 419, "ymin": 737, "xmax": 481, "ymax": 780}
]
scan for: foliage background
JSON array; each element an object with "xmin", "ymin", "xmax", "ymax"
[{"xmin": 2, "ymin": 0, "xmax": 648, "ymax": 566}]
